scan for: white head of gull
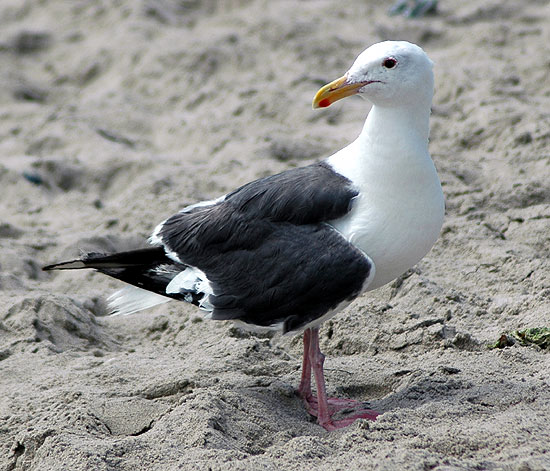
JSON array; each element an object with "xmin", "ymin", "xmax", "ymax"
[{"xmin": 44, "ymin": 41, "xmax": 444, "ymax": 431}]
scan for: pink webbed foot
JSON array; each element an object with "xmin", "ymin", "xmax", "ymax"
[
  {"xmin": 321, "ymin": 412, "xmax": 379, "ymax": 431},
  {"xmin": 301, "ymin": 393, "xmax": 380, "ymax": 429},
  {"xmin": 304, "ymin": 394, "xmax": 380, "ymax": 415},
  {"xmin": 297, "ymin": 327, "xmax": 380, "ymax": 431}
]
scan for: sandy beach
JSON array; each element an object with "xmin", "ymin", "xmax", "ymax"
[{"xmin": 1, "ymin": 0, "xmax": 549, "ymax": 469}]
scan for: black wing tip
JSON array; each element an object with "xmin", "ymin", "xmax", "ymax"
[{"xmin": 42, "ymin": 260, "xmax": 87, "ymax": 271}]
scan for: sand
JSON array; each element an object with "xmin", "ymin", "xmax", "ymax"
[{"xmin": 1, "ymin": 0, "xmax": 550, "ymax": 470}]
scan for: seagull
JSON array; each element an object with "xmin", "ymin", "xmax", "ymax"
[{"xmin": 44, "ymin": 41, "xmax": 445, "ymax": 431}]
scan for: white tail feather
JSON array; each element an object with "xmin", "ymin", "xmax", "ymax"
[{"xmin": 108, "ymin": 286, "xmax": 171, "ymax": 316}]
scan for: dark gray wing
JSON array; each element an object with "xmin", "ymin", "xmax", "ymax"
[{"xmin": 155, "ymin": 162, "xmax": 372, "ymax": 333}]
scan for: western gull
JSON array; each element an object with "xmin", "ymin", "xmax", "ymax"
[{"xmin": 44, "ymin": 41, "xmax": 445, "ymax": 430}]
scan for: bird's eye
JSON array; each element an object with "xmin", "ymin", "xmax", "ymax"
[{"xmin": 383, "ymin": 58, "xmax": 397, "ymax": 69}]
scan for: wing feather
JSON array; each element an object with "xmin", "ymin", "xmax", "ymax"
[{"xmin": 154, "ymin": 162, "xmax": 372, "ymax": 333}]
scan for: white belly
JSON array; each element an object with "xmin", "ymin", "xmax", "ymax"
[{"xmin": 328, "ymin": 149, "xmax": 445, "ymax": 291}]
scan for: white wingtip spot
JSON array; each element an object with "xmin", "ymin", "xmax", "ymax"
[
  {"xmin": 166, "ymin": 267, "xmax": 213, "ymax": 295},
  {"xmin": 165, "ymin": 266, "xmax": 214, "ymax": 312}
]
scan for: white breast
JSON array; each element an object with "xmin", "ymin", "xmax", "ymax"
[{"xmin": 327, "ymin": 124, "xmax": 445, "ymax": 291}]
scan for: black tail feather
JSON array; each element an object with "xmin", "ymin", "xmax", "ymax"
[
  {"xmin": 43, "ymin": 247, "xmax": 168, "ymax": 271},
  {"xmin": 43, "ymin": 247, "xmax": 196, "ymax": 303}
]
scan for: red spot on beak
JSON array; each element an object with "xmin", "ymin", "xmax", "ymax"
[{"xmin": 318, "ymin": 98, "xmax": 331, "ymax": 108}]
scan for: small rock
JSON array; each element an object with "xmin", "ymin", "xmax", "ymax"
[
  {"xmin": 96, "ymin": 128, "xmax": 136, "ymax": 148},
  {"xmin": 22, "ymin": 171, "xmax": 44, "ymax": 186},
  {"xmin": 514, "ymin": 132, "xmax": 533, "ymax": 146},
  {"xmin": 389, "ymin": 0, "xmax": 438, "ymax": 18},
  {"xmin": 439, "ymin": 366, "xmax": 461, "ymax": 375}
]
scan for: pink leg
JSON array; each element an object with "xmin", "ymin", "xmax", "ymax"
[
  {"xmin": 308, "ymin": 327, "xmax": 334, "ymax": 429},
  {"xmin": 297, "ymin": 327, "xmax": 380, "ymax": 430},
  {"xmin": 297, "ymin": 329, "xmax": 312, "ymax": 400}
]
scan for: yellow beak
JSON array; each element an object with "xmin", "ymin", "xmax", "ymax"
[{"xmin": 312, "ymin": 75, "xmax": 367, "ymax": 109}]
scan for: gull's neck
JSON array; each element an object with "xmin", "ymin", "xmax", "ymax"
[
  {"xmin": 358, "ymin": 101, "xmax": 431, "ymax": 156},
  {"xmin": 328, "ymin": 100, "xmax": 433, "ymax": 184}
]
